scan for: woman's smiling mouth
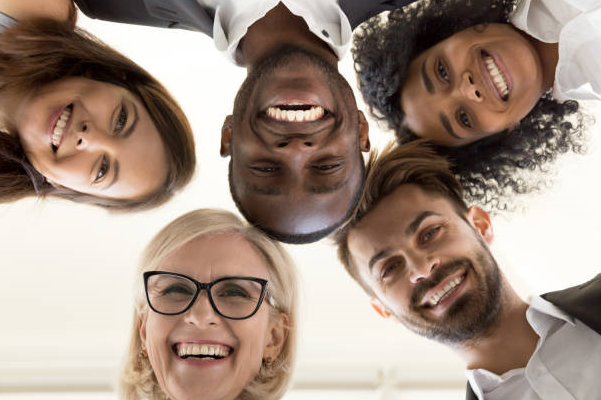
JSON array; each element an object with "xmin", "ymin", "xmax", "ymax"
[{"xmin": 50, "ymin": 103, "xmax": 73, "ymax": 152}]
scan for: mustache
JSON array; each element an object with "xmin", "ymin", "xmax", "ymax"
[{"xmin": 410, "ymin": 258, "xmax": 473, "ymax": 308}]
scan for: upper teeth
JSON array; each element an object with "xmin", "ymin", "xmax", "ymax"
[
  {"xmin": 266, "ymin": 104, "xmax": 325, "ymax": 122},
  {"xmin": 427, "ymin": 276, "xmax": 464, "ymax": 307},
  {"xmin": 176, "ymin": 343, "xmax": 230, "ymax": 358},
  {"xmin": 484, "ymin": 55, "xmax": 508, "ymax": 98},
  {"xmin": 51, "ymin": 106, "xmax": 71, "ymax": 149}
]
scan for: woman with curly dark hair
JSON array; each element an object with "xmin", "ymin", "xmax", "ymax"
[
  {"xmin": 352, "ymin": 0, "xmax": 593, "ymax": 210},
  {"xmin": 0, "ymin": 0, "xmax": 196, "ymax": 211}
]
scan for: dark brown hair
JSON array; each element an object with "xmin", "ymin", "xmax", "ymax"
[
  {"xmin": 0, "ymin": 14, "xmax": 196, "ymax": 211},
  {"xmin": 335, "ymin": 140, "xmax": 466, "ymax": 296}
]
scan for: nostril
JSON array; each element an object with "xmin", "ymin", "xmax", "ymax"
[
  {"xmin": 304, "ymin": 142, "xmax": 312, "ymax": 147},
  {"xmin": 468, "ymin": 76, "xmax": 474, "ymax": 84},
  {"xmin": 475, "ymin": 90, "xmax": 481, "ymax": 98},
  {"xmin": 82, "ymin": 123, "xmax": 88, "ymax": 132},
  {"xmin": 77, "ymin": 138, "xmax": 83, "ymax": 146}
]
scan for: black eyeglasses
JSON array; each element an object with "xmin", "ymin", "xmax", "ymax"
[{"xmin": 143, "ymin": 271, "xmax": 270, "ymax": 320}]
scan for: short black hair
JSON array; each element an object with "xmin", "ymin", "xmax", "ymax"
[{"xmin": 352, "ymin": 0, "xmax": 588, "ymax": 212}]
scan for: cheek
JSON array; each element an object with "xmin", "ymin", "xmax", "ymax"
[{"xmin": 144, "ymin": 315, "xmax": 175, "ymax": 385}]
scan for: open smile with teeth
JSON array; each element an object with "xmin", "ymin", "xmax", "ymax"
[
  {"xmin": 51, "ymin": 104, "xmax": 73, "ymax": 151},
  {"xmin": 425, "ymin": 274, "xmax": 465, "ymax": 307},
  {"xmin": 175, "ymin": 343, "xmax": 232, "ymax": 360},
  {"xmin": 482, "ymin": 52, "xmax": 509, "ymax": 100},
  {"xmin": 265, "ymin": 102, "xmax": 325, "ymax": 123}
]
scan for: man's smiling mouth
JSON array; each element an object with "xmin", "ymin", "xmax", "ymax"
[{"xmin": 265, "ymin": 102, "xmax": 326, "ymax": 123}]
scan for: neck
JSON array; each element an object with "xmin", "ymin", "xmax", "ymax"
[
  {"xmin": 238, "ymin": 3, "xmax": 338, "ymax": 71},
  {"xmin": 528, "ymin": 36, "xmax": 559, "ymax": 91},
  {"xmin": 453, "ymin": 286, "xmax": 539, "ymax": 375}
]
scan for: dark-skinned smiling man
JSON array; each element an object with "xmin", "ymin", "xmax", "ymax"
[{"xmin": 75, "ymin": 0, "xmax": 417, "ymax": 243}]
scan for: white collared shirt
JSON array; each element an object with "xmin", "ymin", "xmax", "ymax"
[
  {"xmin": 510, "ymin": 0, "xmax": 601, "ymax": 101},
  {"xmin": 466, "ymin": 296, "xmax": 601, "ymax": 399},
  {"xmin": 196, "ymin": 0, "xmax": 352, "ymax": 66}
]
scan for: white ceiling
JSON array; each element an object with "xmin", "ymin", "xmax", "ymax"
[{"xmin": 1, "ymin": 12, "xmax": 600, "ymax": 398}]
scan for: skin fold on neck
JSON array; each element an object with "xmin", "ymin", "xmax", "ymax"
[{"xmin": 238, "ymin": 2, "xmax": 338, "ymax": 71}]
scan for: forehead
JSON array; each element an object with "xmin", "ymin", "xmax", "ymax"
[
  {"xmin": 348, "ymin": 185, "xmax": 457, "ymax": 266},
  {"xmin": 158, "ymin": 233, "xmax": 270, "ymax": 280}
]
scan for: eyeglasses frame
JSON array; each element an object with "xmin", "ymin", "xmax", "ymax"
[{"xmin": 143, "ymin": 271, "xmax": 269, "ymax": 320}]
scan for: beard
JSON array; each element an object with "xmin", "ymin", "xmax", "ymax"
[{"xmin": 396, "ymin": 243, "xmax": 503, "ymax": 344}]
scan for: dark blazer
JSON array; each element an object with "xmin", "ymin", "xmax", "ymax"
[
  {"xmin": 74, "ymin": 0, "xmax": 416, "ymax": 35},
  {"xmin": 466, "ymin": 273, "xmax": 601, "ymax": 400}
]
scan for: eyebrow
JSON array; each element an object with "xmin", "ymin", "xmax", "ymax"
[
  {"xmin": 438, "ymin": 113, "xmax": 462, "ymax": 139},
  {"xmin": 406, "ymin": 211, "xmax": 441, "ymax": 236},
  {"xmin": 421, "ymin": 60, "xmax": 434, "ymax": 95},
  {"xmin": 368, "ymin": 247, "xmax": 394, "ymax": 273},
  {"xmin": 306, "ymin": 177, "xmax": 349, "ymax": 194}
]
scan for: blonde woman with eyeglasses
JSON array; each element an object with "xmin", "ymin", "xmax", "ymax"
[{"xmin": 120, "ymin": 209, "xmax": 298, "ymax": 400}]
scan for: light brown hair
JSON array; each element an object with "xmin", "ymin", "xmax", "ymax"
[
  {"xmin": 335, "ymin": 139, "xmax": 467, "ymax": 296},
  {"xmin": 0, "ymin": 14, "xmax": 196, "ymax": 211}
]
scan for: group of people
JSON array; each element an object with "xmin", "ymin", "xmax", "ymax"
[{"xmin": 2, "ymin": 0, "xmax": 600, "ymax": 399}]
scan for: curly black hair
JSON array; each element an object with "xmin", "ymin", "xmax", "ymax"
[{"xmin": 352, "ymin": 0, "xmax": 588, "ymax": 211}]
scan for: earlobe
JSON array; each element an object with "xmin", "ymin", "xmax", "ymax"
[
  {"xmin": 370, "ymin": 298, "xmax": 392, "ymax": 319},
  {"xmin": 358, "ymin": 111, "xmax": 370, "ymax": 152},
  {"xmin": 220, "ymin": 115, "xmax": 233, "ymax": 158},
  {"xmin": 467, "ymin": 206, "xmax": 494, "ymax": 244},
  {"xmin": 263, "ymin": 312, "xmax": 289, "ymax": 361}
]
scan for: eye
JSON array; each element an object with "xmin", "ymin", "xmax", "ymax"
[
  {"xmin": 381, "ymin": 259, "xmax": 403, "ymax": 281},
  {"xmin": 94, "ymin": 156, "xmax": 110, "ymax": 182},
  {"xmin": 251, "ymin": 165, "xmax": 279, "ymax": 173},
  {"xmin": 313, "ymin": 163, "xmax": 340, "ymax": 172},
  {"xmin": 115, "ymin": 105, "xmax": 128, "ymax": 133},
  {"xmin": 421, "ymin": 226, "xmax": 442, "ymax": 244},
  {"xmin": 217, "ymin": 284, "xmax": 251, "ymax": 299},
  {"xmin": 162, "ymin": 284, "xmax": 195, "ymax": 297},
  {"xmin": 457, "ymin": 109, "xmax": 473, "ymax": 128},
  {"xmin": 436, "ymin": 60, "xmax": 450, "ymax": 82}
]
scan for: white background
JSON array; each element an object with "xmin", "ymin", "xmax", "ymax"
[{"xmin": 1, "ymin": 11, "xmax": 600, "ymax": 400}]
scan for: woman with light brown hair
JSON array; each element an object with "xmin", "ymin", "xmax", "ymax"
[
  {"xmin": 121, "ymin": 208, "xmax": 299, "ymax": 400},
  {"xmin": 0, "ymin": 0, "xmax": 196, "ymax": 210}
]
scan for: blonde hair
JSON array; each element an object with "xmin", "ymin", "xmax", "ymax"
[{"xmin": 120, "ymin": 209, "xmax": 299, "ymax": 400}]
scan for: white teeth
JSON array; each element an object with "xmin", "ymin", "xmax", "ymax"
[
  {"xmin": 484, "ymin": 56, "xmax": 508, "ymax": 98},
  {"xmin": 176, "ymin": 343, "xmax": 231, "ymax": 359},
  {"xmin": 427, "ymin": 276, "xmax": 464, "ymax": 307},
  {"xmin": 266, "ymin": 105, "xmax": 325, "ymax": 122},
  {"xmin": 51, "ymin": 106, "xmax": 72, "ymax": 149}
]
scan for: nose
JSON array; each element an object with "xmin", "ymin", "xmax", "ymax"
[
  {"xmin": 183, "ymin": 292, "xmax": 220, "ymax": 327},
  {"xmin": 460, "ymin": 72, "xmax": 483, "ymax": 103},
  {"xmin": 74, "ymin": 121, "xmax": 91, "ymax": 150},
  {"xmin": 408, "ymin": 253, "xmax": 440, "ymax": 284}
]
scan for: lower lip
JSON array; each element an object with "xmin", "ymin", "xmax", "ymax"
[{"xmin": 428, "ymin": 272, "xmax": 469, "ymax": 314}]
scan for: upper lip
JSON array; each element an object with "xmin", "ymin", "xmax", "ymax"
[
  {"xmin": 172, "ymin": 339, "xmax": 234, "ymax": 349},
  {"xmin": 477, "ymin": 50, "xmax": 510, "ymax": 105},
  {"xmin": 419, "ymin": 269, "xmax": 467, "ymax": 307}
]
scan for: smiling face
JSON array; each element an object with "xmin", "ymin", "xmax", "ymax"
[
  {"xmin": 139, "ymin": 233, "xmax": 285, "ymax": 400},
  {"xmin": 222, "ymin": 49, "xmax": 369, "ymax": 238},
  {"xmin": 400, "ymin": 23, "xmax": 545, "ymax": 146},
  {"xmin": 13, "ymin": 77, "xmax": 168, "ymax": 199},
  {"xmin": 347, "ymin": 184, "xmax": 503, "ymax": 343}
]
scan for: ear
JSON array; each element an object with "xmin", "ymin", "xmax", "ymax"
[
  {"xmin": 220, "ymin": 115, "xmax": 233, "ymax": 157},
  {"xmin": 358, "ymin": 111, "xmax": 370, "ymax": 152},
  {"xmin": 263, "ymin": 312, "xmax": 289, "ymax": 361},
  {"xmin": 370, "ymin": 297, "xmax": 392, "ymax": 319},
  {"xmin": 138, "ymin": 315, "xmax": 148, "ymax": 353},
  {"xmin": 466, "ymin": 206, "xmax": 494, "ymax": 244}
]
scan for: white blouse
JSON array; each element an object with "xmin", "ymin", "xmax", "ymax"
[{"xmin": 511, "ymin": 0, "xmax": 601, "ymax": 101}]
